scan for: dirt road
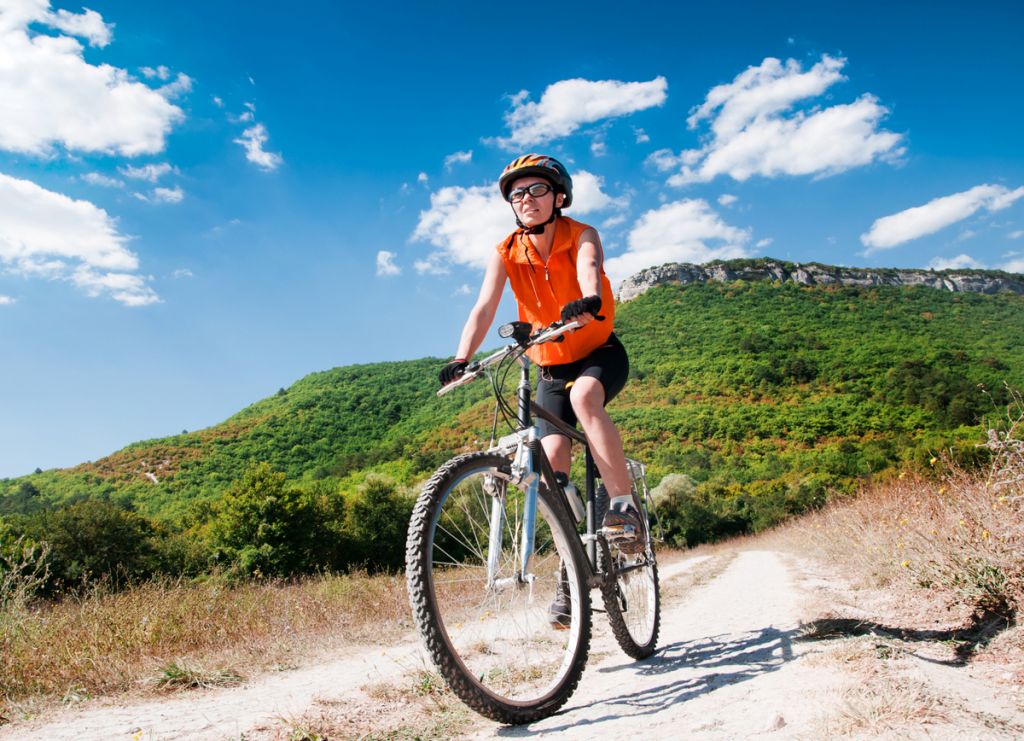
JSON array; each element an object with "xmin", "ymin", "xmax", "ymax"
[{"xmin": 4, "ymin": 549, "xmax": 1022, "ymax": 739}]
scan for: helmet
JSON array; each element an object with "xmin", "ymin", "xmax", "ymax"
[{"xmin": 498, "ymin": 154, "xmax": 573, "ymax": 209}]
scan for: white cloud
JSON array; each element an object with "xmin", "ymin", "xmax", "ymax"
[
  {"xmin": 601, "ymin": 214, "xmax": 628, "ymax": 230},
  {"xmin": 414, "ymin": 255, "xmax": 451, "ymax": 275},
  {"xmin": 212, "ymin": 95, "xmax": 224, "ymax": 107},
  {"xmin": 120, "ymin": 162, "xmax": 174, "ymax": 182},
  {"xmin": 443, "ymin": 150, "xmax": 472, "ymax": 171},
  {"xmin": 411, "ymin": 171, "xmax": 622, "ymax": 273},
  {"xmin": 1001, "ymin": 258, "xmax": 1024, "ymax": 274},
  {"xmin": 717, "ymin": 194, "xmax": 738, "ymax": 206},
  {"xmin": 861, "ymin": 184, "xmax": 1024, "ymax": 252},
  {"xmin": 71, "ymin": 266, "xmax": 158, "ymax": 306},
  {"xmin": 494, "ymin": 77, "xmax": 668, "ymax": 149},
  {"xmin": 158, "ymin": 72, "xmax": 192, "ymax": 99},
  {"xmin": 0, "ymin": 170, "xmax": 157, "ymax": 305},
  {"xmin": 633, "ymin": 126, "xmax": 650, "ymax": 144},
  {"xmin": 417, "ymin": 172, "xmax": 428, "ymax": 184},
  {"xmin": 43, "ymin": 5, "xmax": 112, "ymax": 47},
  {"xmin": 234, "ymin": 124, "xmax": 283, "ymax": 171},
  {"xmin": 141, "ymin": 65, "xmax": 170, "ymax": 80},
  {"xmin": 152, "ymin": 186, "xmax": 183, "ymax": 203},
  {"xmin": 572, "ymin": 171, "xmax": 627, "ymax": 214},
  {"xmin": 132, "ymin": 185, "xmax": 184, "ymax": 204},
  {"xmin": 755, "ymin": 237, "xmax": 774, "ymax": 248},
  {"xmin": 376, "ymin": 250, "xmax": 401, "ymax": 276},
  {"xmin": 664, "ymin": 55, "xmax": 903, "ymax": 185},
  {"xmin": 81, "ymin": 172, "xmax": 124, "ymax": 188},
  {"xmin": 1009, "ymin": 230, "xmax": 1024, "ymax": 239},
  {"xmin": 604, "ymin": 199, "xmax": 751, "ymax": 285},
  {"xmin": 928, "ymin": 254, "xmax": 984, "ymax": 271},
  {"xmin": 453, "ymin": 283, "xmax": 472, "ymax": 296},
  {"xmin": 0, "ymin": 1, "xmax": 184, "ymax": 156},
  {"xmin": 172, "ymin": 268, "xmax": 192, "ymax": 278},
  {"xmin": 0, "ymin": 295, "xmax": 14, "ymax": 305},
  {"xmin": 412, "ymin": 185, "xmax": 508, "ymax": 271}
]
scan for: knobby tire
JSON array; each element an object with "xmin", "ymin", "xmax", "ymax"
[{"xmin": 406, "ymin": 451, "xmax": 592, "ymax": 724}]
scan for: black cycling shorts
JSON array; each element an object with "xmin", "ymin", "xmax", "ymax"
[{"xmin": 535, "ymin": 332, "xmax": 629, "ymax": 439}]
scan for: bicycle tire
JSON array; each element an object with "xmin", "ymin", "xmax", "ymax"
[
  {"xmin": 406, "ymin": 451, "xmax": 592, "ymax": 724},
  {"xmin": 596, "ymin": 485, "xmax": 661, "ymax": 659}
]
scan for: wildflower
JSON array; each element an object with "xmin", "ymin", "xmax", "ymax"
[
  {"xmin": 901, "ymin": 560, "xmax": 910, "ymax": 568},
  {"xmin": 899, "ymin": 517, "xmax": 908, "ymax": 525},
  {"xmin": 981, "ymin": 530, "xmax": 990, "ymax": 540},
  {"xmin": 897, "ymin": 542, "xmax": 905, "ymax": 549},
  {"xmin": 929, "ymin": 456, "xmax": 938, "ymax": 466}
]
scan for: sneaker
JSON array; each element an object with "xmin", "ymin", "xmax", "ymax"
[
  {"xmin": 602, "ymin": 499, "xmax": 645, "ymax": 554},
  {"xmin": 548, "ymin": 564, "xmax": 571, "ymax": 630}
]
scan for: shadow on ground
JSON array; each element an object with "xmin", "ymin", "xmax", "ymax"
[
  {"xmin": 496, "ymin": 624, "xmax": 803, "ymax": 736},
  {"xmin": 796, "ymin": 611, "xmax": 1016, "ymax": 665}
]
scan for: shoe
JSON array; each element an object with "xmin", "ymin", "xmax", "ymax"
[
  {"xmin": 548, "ymin": 564, "xmax": 571, "ymax": 630},
  {"xmin": 602, "ymin": 500, "xmax": 645, "ymax": 554}
]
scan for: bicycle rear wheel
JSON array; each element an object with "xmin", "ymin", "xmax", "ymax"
[
  {"xmin": 595, "ymin": 485, "xmax": 661, "ymax": 659},
  {"xmin": 406, "ymin": 451, "xmax": 591, "ymax": 724},
  {"xmin": 601, "ymin": 544, "xmax": 660, "ymax": 659}
]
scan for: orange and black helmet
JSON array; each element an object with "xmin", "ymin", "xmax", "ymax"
[{"xmin": 498, "ymin": 154, "xmax": 573, "ymax": 208}]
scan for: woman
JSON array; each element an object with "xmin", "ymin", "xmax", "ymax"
[{"xmin": 438, "ymin": 154, "xmax": 640, "ymax": 626}]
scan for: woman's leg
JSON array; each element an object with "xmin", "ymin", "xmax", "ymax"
[{"xmin": 568, "ymin": 377, "xmax": 631, "ymax": 496}]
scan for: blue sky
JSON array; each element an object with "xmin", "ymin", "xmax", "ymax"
[{"xmin": 1, "ymin": 0, "xmax": 1022, "ymax": 478}]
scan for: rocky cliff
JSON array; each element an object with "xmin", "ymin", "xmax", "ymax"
[{"xmin": 617, "ymin": 258, "xmax": 1024, "ymax": 302}]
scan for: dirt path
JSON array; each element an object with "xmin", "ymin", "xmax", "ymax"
[{"xmin": 4, "ymin": 549, "xmax": 1022, "ymax": 739}]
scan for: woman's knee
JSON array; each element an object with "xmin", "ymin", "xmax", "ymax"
[{"xmin": 569, "ymin": 378, "xmax": 606, "ymax": 419}]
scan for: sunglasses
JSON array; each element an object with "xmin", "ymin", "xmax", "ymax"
[{"xmin": 508, "ymin": 182, "xmax": 553, "ymax": 203}]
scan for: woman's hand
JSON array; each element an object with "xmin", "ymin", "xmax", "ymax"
[
  {"xmin": 560, "ymin": 295, "xmax": 602, "ymax": 325},
  {"xmin": 439, "ymin": 359, "xmax": 468, "ymax": 386}
]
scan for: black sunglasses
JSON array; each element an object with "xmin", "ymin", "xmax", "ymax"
[{"xmin": 508, "ymin": 182, "xmax": 553, "ymax": 203}]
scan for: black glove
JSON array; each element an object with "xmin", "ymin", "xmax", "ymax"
[
  {"xmin": 439, "ymin": 358, "xmax": 468, "ymax": 386},
  {"xmin": 560, "ymin": 295, "xmax": 602, "ymax": 322}
]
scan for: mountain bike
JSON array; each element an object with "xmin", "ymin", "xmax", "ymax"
[{"xmin": 406, "ymin": 319, "xmax": 660, "ymax": 724}]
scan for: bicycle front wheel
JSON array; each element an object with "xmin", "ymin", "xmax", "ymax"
[{"xmin": 406, "ymin": 451, "xmax": 592, "ymax": 724}]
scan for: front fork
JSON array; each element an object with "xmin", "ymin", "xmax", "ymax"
[{"xmin": 486, "ymin": 427, "xmax": 540, "ymax": 590}]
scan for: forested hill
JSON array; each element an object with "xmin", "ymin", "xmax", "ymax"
[{"xmin": 3, "ymin": 263, "xmax": 1024, "ymax": 555}]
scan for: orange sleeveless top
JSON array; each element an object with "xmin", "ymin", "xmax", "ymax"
[{"xmin": 496, "ymin": 216, "xmax": 615, "ymax": 366}]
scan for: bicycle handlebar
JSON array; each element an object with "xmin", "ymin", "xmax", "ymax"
[{"xmin": 437, "ymin": 320, "xmax": 581, "ymax": 397}]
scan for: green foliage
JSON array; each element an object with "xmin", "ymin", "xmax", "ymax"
[
  {"xmin": 345, "ymin": 475, "xmax": 413, "ymax": 572},
  {"xmin": 209, "ymin": 462, "xmax": 324, "ymax": 577},
  {"xmin": 2, "ymin": 271, "xmax": 1022, "ymax": 573},
  {"xmin": 7, "ymin": 501, "xmax": 157, "ymax": 592}
]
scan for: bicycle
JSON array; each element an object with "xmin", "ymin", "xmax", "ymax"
[{"xmin": 406, "ymin": 319, "xmax": 660, "ymax": 724}]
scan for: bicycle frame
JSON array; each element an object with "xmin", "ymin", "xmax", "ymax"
[{"xmin": 484, "ymin": 352, "xmax": 653, "ymax": 591}]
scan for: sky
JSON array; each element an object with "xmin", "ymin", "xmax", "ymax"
[{"xmin": 1, "ymin": 0, "xmax": 1023, "ymax": 478}]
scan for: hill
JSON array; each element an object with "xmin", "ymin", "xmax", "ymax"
[{"xmin": 2, "ymin": 259, "xmax": 1023, "ymax": 576}]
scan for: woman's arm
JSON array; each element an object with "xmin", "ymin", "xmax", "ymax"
[
  {"xmin": 454, "ymin": 251, "xmax": 508, "ymax": 359},
  {"xmin": 567, "ymin": 227, "xmax": 604, "ymax": 325}
]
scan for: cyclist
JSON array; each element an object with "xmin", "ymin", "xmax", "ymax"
[{"xmin": 438, "ymin": 153, "xmax": 641, "ymax": 627}]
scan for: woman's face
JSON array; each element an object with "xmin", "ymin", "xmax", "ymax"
[{"xmin": 509, "ymin": 175, "xmax": 564, "ymax": 228}]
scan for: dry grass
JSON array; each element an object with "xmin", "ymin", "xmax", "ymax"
[
  {"xmin": 0, "ymin": 570, "xmax": 410, "ymax": 709},
  {"xmin": 814, "ymin": 670, "xmax": 951, "ymax": 737},
  {"xmin": 790, "ymin": 402, "xmax": 1024, "ymax": 628},
  {"xmin": 248, "ymin": 666, "xmax": 477, "ymax": 740}
]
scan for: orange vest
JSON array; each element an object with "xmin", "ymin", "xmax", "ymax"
[{"xmin": 496, "ymin": 216, "xmax": 615, "ymax": 366}]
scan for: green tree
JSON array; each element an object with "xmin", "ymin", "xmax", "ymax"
[
  {"xmin": 18, "ymin": 500, "xmax": 157, "ymax": 591},
  {"xmin": 345, "ymin": 475, "xmax": 412, "ymax": 571},
  {"xmin": 210, "ymin": 462, "xmax": 320, "ymax": 577}
]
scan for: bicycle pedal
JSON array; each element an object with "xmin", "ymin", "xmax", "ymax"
[{"xmin": 601, "ymin": 524, "xmax": 636, "ymax": 540}]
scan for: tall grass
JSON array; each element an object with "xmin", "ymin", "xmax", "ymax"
[
  {"xmin": 795, "ymin": 394, "xmax": 1024, "ymax": 624},
  {"xmin": 0, "ymin": 570, "xmax": 409, "ymax": 704}
]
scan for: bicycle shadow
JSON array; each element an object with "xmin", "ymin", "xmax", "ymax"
[{"xmin": 495, "ymin": 624, "xmax": 804, "ymax": 736}]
